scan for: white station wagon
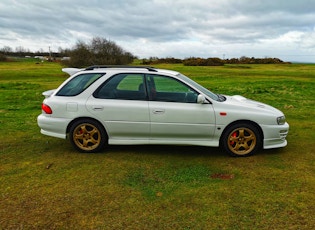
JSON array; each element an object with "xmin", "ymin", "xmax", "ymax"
[{"xmin": 37, "ymin": 66, "xmax": 289, "ymax": 157}]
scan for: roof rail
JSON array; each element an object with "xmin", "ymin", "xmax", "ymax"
[{"xmin": 84, "ymin": 65, "xmax": 157, "ymax": 72}]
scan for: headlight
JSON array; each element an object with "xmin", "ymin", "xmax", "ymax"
[{"xmin": 277, "ymin": 116, "xmax": 286, "ymax": 125}]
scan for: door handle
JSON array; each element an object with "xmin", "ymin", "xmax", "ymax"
[
  {"xmin": 153, "ymin": 109, "xmax": 165, "ymax": 114},
  {"xmin": 92, "ymin": 106, "xmax": 104, "ymax": 111}
]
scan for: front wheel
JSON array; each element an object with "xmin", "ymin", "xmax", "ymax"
[
  {"xmin": 221, "ymin": 123, "xmax": 262, "ymax": 157},
  {"xmin": 69, "ymin": 119, "xmax": 107, "ymax": 153}
]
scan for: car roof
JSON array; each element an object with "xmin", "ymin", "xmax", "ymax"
[{"xmin": 62, "ymin": 66, "xmax": 180, "ymax": 76}]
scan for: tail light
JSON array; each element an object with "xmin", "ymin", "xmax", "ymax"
[{"xmin": 42, "ymin": 103, "xmax": 52, "ymax": 114}]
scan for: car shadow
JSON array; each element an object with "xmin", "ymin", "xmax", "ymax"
[
  {"xmin": 105, "ymin": 144, "xmax": 226, "ymax": 158},
  {"xmin": 262, "ymin": 148, "xmax": 287, "ymax": 156}
]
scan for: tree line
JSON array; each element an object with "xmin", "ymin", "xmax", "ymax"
[
  {"xmin": 142, "ymin": 56, "xmax": 290, "ymax": 66},
  {"xmin": 1, "ymin": 37, "xmax": 289, "ymax": 66},
  {"xmin": 0, "ymin": 45, "xmax": 64, "ymax": 61},
  {"xmin": 0, "ymin": 37, "xmax": 135, "ymax": 67}
]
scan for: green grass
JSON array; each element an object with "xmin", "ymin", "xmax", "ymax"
[{"xmin": 1, "ymin": 61, "xmax": 315, "ymax": 229}]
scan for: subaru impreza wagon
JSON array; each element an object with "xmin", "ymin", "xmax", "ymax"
[{"xmin": 37, "ymin": 66, "xmax": 289, "ymax": 157}]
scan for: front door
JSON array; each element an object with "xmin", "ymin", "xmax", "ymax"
[{"xmin": 146, "ymin": 74, "xmax": 216, "ymax": 144}]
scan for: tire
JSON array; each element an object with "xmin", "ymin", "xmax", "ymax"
[
  {"xmin": 69, "ymin": 119, "xmax": 107, "ymax": 153},
  {"xmin": 221, "ymin": 123, "xmax": 262, "ymax": 157}
]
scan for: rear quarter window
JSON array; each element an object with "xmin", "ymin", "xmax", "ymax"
[{"xmin": 56, "ymin": 73, "xmax": 104, "ymax": 96}]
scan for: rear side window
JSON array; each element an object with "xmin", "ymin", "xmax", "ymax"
[
  {"xmin": 56, "ymin": 73, "xmax": 104, "ymax": 96},
  {"xmin": 93, "ymin": 73, "xmax": 146, "ymax": 100}
]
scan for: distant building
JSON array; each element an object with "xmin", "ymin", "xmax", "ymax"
[
  {"xmin": 35, "ymin": 56, "xmax": 48, "ymax": 60},
  {"xmin": 61, "ymin": 57, "xmax": 70, "ymax": 61}
]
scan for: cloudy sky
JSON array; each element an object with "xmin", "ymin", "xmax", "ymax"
[{"xmin": 1, "ymin": 0, "xmax": 315, "ymax": 62}]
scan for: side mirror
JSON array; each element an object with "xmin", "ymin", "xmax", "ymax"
[{"xmin": 197, "ymin": 94, "xmax": 207, "ymax": 104}]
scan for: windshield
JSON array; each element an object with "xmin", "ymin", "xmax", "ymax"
[{"xmin": 177, "ymin": 74, "xmax": 219, "ymax": 101}]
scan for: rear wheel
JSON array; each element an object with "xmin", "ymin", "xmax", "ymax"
[
  {"xmin": 69, "ymin": 119, "xmax": 107, "ymax": 153},
  {"xmin": 222, "ymin": 123, "xmax": 261, "ymax": 157}
]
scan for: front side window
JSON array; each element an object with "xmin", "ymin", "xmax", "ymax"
[
  {"xmin": 94, "ymin": 73, "xmax": 146, "ymax": 100},
  {"xmin": 177, "ymin": 73, "xmax": 219, "ymax": 101},
  {"xmin": 147, "ymin": 75, "xmax": 198, "ymax": 103},
  {"xmin": 56, "ymin": 73, "xmax": 103, "ymax": 96}
]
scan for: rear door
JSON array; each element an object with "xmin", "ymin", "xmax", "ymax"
[{"xmin": 86, "ymin": 73, "xmax": 150, "ymax": 142}]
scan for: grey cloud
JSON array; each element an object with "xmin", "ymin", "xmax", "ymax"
[{"xmin": 0, "ymin": 0, "xmax": 315, "ymax": 62}]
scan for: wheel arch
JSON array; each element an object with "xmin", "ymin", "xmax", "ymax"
[
  {"xmin": 219, "ymin": 119, "xmax": 264, "ymax": 148},
  {"xmin": 66, "ymin": 117, "xmax": 108, "ymax": 138}
]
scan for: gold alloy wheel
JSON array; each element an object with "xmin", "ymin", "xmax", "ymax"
[
  {"xmin": 72, "ymin": 123, "xmax": 101, "ymax": 151},
  {"xmin": 227, "ymin": 127, "xmax": 257, "ymax": 156}
]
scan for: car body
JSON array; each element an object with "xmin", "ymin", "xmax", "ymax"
[{"xmin": 37, "ymin": 66, "xmax": 289, "ymax": 156}]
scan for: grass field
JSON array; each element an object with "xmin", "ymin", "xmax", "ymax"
[{"xmin": 1, "ymin": 60, "xmax": 315, "ymax": 229}]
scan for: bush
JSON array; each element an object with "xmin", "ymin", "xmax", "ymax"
[
  {"xmin": 142, "ymin": 57, "xmax": 182, "ymax": 65},
  {"xmin": 0, "ymin": 53, "xmax": 7, "ymax": 62},
  {"xmin": 183, "ymin": 57, "xmax": 224, "ymax": 66}
]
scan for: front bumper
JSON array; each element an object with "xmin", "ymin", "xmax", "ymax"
[{"xmin": 261, "ymin": 122, "xmax": 289, "ymax": 149}]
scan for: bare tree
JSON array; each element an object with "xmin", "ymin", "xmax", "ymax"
[
  {"xmin": 67, "ymin": 37, "xmax": 134, "ymax": 67},
  {"xmin": 1, "ymin": 46, "xmax": 13, "ymax": 54}
]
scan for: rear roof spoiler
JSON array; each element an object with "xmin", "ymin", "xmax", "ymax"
[{"xmin": 62, "ymin": 68, "xmax": 83, "ymax": 76}]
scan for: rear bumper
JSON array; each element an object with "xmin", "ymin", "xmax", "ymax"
[
  {"xmin": 262, "ymin": 122, "xmax": 289, "ymax": 149},
  {"xmin": 37, "ymin": 114, "xmax": 70, "ymax": 139}
]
